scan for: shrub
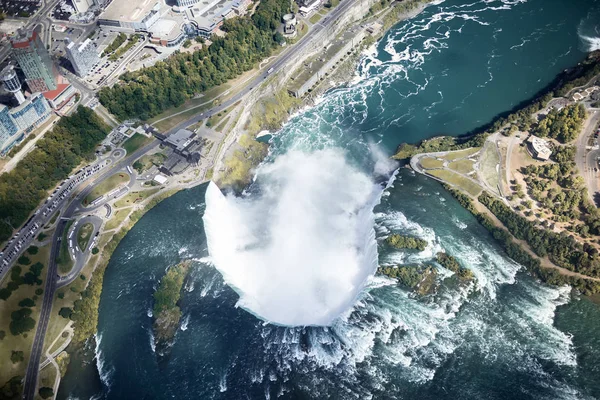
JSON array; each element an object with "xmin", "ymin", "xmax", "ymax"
[
  {"xmin": 58, "ymin": 307, "xmax": 73, "ymax": 319},
  {"xmin": 17, "ymin": 256, "xmax": 31, "ymax": 265},
  {"xmin": 18, "ymin": 298, "xmax": 35, "ymax": 307},
  {"xmin": 10, "ymin": 351, "xmax": 24, "ymax": 363},
  {"xmin": 26, "ymin": 246, "xmax": 39, "ymax": 255},
  {"xmin": 39, "ymin": 387, "xmax": 54, "ymax": 399}
]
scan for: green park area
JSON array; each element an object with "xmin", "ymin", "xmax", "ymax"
[
  {"xmin": 0, "ymin": 244, "xmax": 50, "ymax": 387},
  {"xmin": 76, "ymin": 223, "xmax": 94, "ymax": 252},
  {"xmin": 83, "ymin": 173, "xmax": 129, "ymax": 205},
  {"xmin": 114, "ymin": 189, "xmax": 161, "ymax": 209},
  {"xmin": 133, "ymin": 153, "xmax": 167, "ymax": 174},
  {"xmin": 419, "ymin": 157, "xmax": 444, "ymax": 169},
  {"xmin": 122, "ymin": 134, "xmax": 153, "ymax": 155},
  {"xmin": 428, "ymin": 169, "xmax": 482, "ymax": 197}
]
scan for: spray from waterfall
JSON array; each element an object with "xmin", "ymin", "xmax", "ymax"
[{"xmin": 203, "ymin": 149, "xmax": 388, "ymax": 326}]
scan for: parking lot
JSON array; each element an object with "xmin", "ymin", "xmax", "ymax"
[{"xmin": 1, "ymin": 0, "xmax": 41, "ymax": 17}]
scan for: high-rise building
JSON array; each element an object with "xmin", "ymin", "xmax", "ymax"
[
  {"xmin": 10, "ymin": 30, "xmax": 57, "ymax": 93},
  {"xmin": 0, "ymin": 93, "xmax": 51, "ymax": 155},
  {"xmin": 0, "ymin": 65, "xmax": 26, "ymax": 105},
  {"xmin": 65, "ymin": 38, "xmax": 100, "ymax": 77}
]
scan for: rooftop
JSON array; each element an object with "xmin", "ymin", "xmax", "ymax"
[
  {"xmin": 165, "ymin": 129, "xmax": 196, "ymax": 151},
  {"xmin": 43, "ymin": 83, "xmax": 70, "ymax": 101},
  {"xmin": 101, "ymin": 0, "xmax": 159, "ymax": 23}
]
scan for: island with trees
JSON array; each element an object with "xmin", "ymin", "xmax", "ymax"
[{"xmin": 152, "ymin": 261, "xmax": 192, "ymax": 357}]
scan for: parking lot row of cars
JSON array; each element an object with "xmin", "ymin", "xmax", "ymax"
[{"xmin": 0, "ymin": 160, "xmax": 107, "ymax": 277}]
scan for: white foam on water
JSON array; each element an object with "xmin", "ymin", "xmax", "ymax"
[
  {"xmin": 204, "ymin": 149, "xmax": 383, "ymax": 326},
  {"xmin": 94, "ymin": 333, "xmax": 114, "ymax": 391},
  {"xmin": 180, "ymin": 314, "xmax": 190, "ymax": 331}
]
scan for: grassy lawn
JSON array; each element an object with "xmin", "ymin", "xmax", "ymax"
[
  {"xmin": 428, "ymin": 169, "xmax": 482, "ymax": 197},
  {"xmin": 114, "ymin": 189, "xmax": 160, "ymax": 209},
  {"xmin": 480, "ymin": 143, "xmax": 501, "ymax": 192},
  {"xmin": 0, "ymin": 244, "xmax": 50, "ymax": 388},
  {"xmin": 133, "ymin": 153, "xmax": 167, "ymax": 174},
  {"xmin": 57, "ymin": 220, "xmax": 74, "ymax": 275},
  {"xmin": 122, "ymin": 133, "xmax": 153, "ymax": 155},
  {"xmin": 448, "ymin": 159, "xmax": 475, "ymax": 174},
  {"xmin": 442, "ymin": 147, "xmax": 481, "ymax": 161},
  {"xmin": 419, "ymin": 157, "xmax": 444, "ymax": 169},
  {"xmin": 83, "ymin": 173, "xmax": 129, "ymax": 205},
  {"xmin": 76, "ymin": 223, "xmax": 93, "ymax": 252},
  {"xmin": 37, "ymin": 363, "xmax": 57, "ymax": 398},
  {"xmin": 104, "ymin": 209, "xmax": 132, "ymax": 231},
  {"xmin": 309, "ymin": 12, "xmax": 323, "ymax": 24}
]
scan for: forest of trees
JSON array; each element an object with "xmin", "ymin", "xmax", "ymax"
[
  {"xmin": 98, "ymin": 0, "xmax": 290, "ymax": 121},
  {"xmin": 533, "ymin": 103, "xmax": 586, "ymax": 143},
  {"xmin": 478, "ymin": 192, "xmax": 600, "ymax": 278},
  {"xmin": 0, "ymin": 107, "xmax": 110, "ymax": 243}
]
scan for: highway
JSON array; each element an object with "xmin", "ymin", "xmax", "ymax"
[
  {"xmin": 165, "ymin": 0, "xmax": 359, "ymax": 136},
  {"xmin": 21, "ymin": 0, "xmax": 362, "ymax": 396}
]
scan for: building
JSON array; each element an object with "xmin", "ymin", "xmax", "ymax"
[
  {"xmin": 185, "ymin": 0, "xmax": 251, "ymax": 38},
  {"xmin": 98, "ymin": 1, "xmax": 162, "ymax": 32},
  {"xmin": 73, "ymin": 0, "xmax": 94, "ymax": 13},
  {"xmin": 526, "ymin": 135, "xmax": 552, "ymax": 161},
  {"xmin": 10, "ymin": 30, "xmax": 57, "ymax": 93},
  {"xmin": 176, "ymin": 0, "xmax": 200, "ymax": 6},
  {"xmin": 65, "ymin": 38, "xmax": 100, "ymax": 77},
  {"xmin": 0, "ymin": 65, "xmax": 25, "ymax": 105},
  {"xmin": 0, "ymin": 92, "xmax": 51, "ymax": 155},
  {"xmin": 43, "ymin": 83, "xmax": 77, "ymax": 110}
]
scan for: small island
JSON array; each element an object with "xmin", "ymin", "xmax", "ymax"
[
  {"xmin": 378, "ymin": 265, "xmax": 438, "ymax": 296},
  {"xmin": 436, "ymin": 252, "xmax": 475, "ymax": 282},
  {"xmin": 386, "ymin": 234, "xmax": 428, "ymax": 251},
  {"xmin": 153, "ymin": 260, "xmax": 191, "ymax": 356}
]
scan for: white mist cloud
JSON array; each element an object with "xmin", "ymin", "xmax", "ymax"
[{"xmin": 203, "ymin": 149, "xmax": 381, "ymax": 326}]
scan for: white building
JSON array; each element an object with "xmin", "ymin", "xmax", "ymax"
[
  {"xmin": 526, "ymin": 135, "xmax": 552, "ymax": 161},
  {"xmin": 73, "ymin": 0, "xmax": 95, "ymax": 14},
  {"xmin": 98, "ymin": 1, "xmax": 162, "ymax": 32},
  {"xmin": 65, "ymin": 38, "xmax": 100, "ymax": 77}
]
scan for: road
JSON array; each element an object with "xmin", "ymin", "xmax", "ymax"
[
  {"xmin": 575, "ymin": 108, "xmax": 600, "ymax": 204},
  {"xmin": 57, "ymin": 215, "xmax": 102, "ymax": 287}
]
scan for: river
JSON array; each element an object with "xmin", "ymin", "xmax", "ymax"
[{"xmin": 59, "ymin": 0, "xmax": 600, "ymax": 399}]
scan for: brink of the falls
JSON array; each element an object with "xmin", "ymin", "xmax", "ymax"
[{"xmin": 202, "ymin": 149, "xmax": 382, "ymax": 326}]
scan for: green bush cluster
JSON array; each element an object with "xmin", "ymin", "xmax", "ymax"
[
  {"xmin": 436, "ymin": 253, "xmax": 474, "ymax": 281},
  {"xmin": 0, "ymin": 262, "xmax": 43, "ymax": 300},
  {"xmin": 10, "ymin": 350, "xmax": 24, "ymax": 364},
  {"xmin": 385, "ymin": 234, "xmax": 428, "ymax": 251},
  {"xmin": 378, "ymin": 264, "xmax": 437, "ymax": 295},
  {"xmin": 102, "ymin": 32, "xmax": 126, "ymax": 56},
  {"xmin": 10, "ymin": 308, "xmax": 35, "ymax": 336},
  {"xmin": 533, "ymin": 103, "xmax": 586, "ymax": 143}
]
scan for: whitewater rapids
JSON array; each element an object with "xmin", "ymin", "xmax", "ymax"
[{"xmin": 203, "ymin": 149, "xmax": 382, "ymax": 326}]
